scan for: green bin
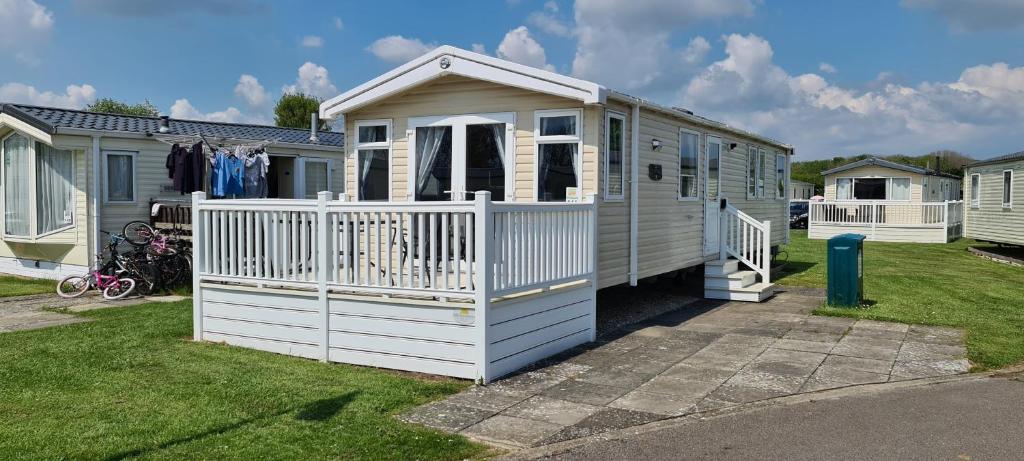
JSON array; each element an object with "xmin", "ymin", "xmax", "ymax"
[{"xmin": 827, "ymin": 233, "xmax": 865, "ymax": 306}]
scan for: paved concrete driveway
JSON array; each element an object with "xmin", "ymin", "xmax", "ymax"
[
  {"xmin": 0, "ymin": 293, "xmax": 186, "ymax": 332},
  {"xmin": 401, "ymin": 288, "xmax": 969, "ymax": 448}
]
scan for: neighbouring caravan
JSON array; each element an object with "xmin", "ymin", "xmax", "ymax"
[
  {"xmin": 964, "ymin": 151, "xmax": 1023, "ymax": 246},
  {"xmin": 0, "ymin": 104, "xmax": 345, "ymax": 279}
]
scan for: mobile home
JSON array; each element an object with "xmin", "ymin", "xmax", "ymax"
[
  {"xmin": 0, "ymin": 104, "xmax": 344, "ymax": 279},
  {"xmin": 189, "ymin": 46, "xmax": 793, "ymax": 382},
  {"xmin": 964, "ymin": 151, "xmax": 1023, "ymax": 246}
]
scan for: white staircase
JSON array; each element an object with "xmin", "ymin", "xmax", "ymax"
[
  {"xmin": 704, "ymin": 258, "xmax": 775, "ymax": 302},
  {"xmin": 704, "ymin": 202, "xmax": 774, "ymax": 302}
]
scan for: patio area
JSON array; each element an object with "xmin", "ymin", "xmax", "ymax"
[{"xmin": 400, "ymin": 288, "xmax": 969, "ymax": 448}]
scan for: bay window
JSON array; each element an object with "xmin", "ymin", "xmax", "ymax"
[
  {"xmin": 2, "ymin": 133, "xmax": 75, "ymax": 238},
  {"xmin": 355, "ymin": 120, "xmax": 391, "ymax": 201},
  {"xmin": 536, "ymin": 109, "xmax": 582, "ymax": 201},
  {"xmin": 836, "ymin": 177, "xmax": 911, "ymax": 201}
]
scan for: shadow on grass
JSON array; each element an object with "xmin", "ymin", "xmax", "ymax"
[
  {"xmin": 774, "ymin": 261, "xmax": 817, "ymax": 280},
  {"xmin": 103, "ymin": 391, "xmax": 359, "ymax": 461}
]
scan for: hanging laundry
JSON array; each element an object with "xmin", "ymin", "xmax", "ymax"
[
  {"xmin": 189, "ymin": 142, "xmax": 205, "ymax": 194},
  {"xmin": 165, "ymin": 143, "xmax": 179, "ymax": 179},
  {"xmin": 243, "ymin": 148, "xmax": 270, "ymax": 198},
  {"xmin": 211, "ymin": 148, "xmax": 245, "ymax": 197}
]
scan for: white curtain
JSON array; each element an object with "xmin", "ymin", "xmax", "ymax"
[
  {"xmin": 489, "ymin": 123, "xmax": 506, "ymax": 170},
  {"xmin": 359, "ymin": 149, "xmax": 375, "ymax": 194},
  {"xmin": 106, "ymin": 154, "xmax": 134, "ymax": 201},
  {"xmin": 36, "ymin": 144, "xmax": 74, "ymax": 234},
  {"xmin": 891, "ymin": 178, "xmax": 910, "ymax": 200},
  {"xmin": 416, "ymin": 126, "xmax": 447, "ymax": 197},
  {"xmin": 837, "ymin": 178, "xmax": 852, "ymax": 200},
  {"xmin": 3, "ymin": 134, "xmax": 31, "ymax": 236}
]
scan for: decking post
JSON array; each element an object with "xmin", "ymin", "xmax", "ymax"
[
  {"xmin": 762, "ymin": 220, "xmax": 771, "ymax": 284},
  {"xmin": 191, "ymin": 191, "xmax": 206, "ymax": 341},
  {"xmin": 473, "ymin": 191, "xmax": 493, "ymax": 383},
  {"xmin": 719, "ymin": 198, "xmax": 728, "ymax": 260},
  {"xmin": 317, "ymin": 191, "xmax": 331, "ymax": 363},
  {"xmin": 586, "ymin": 193, "xmax": 598, "ymax": 342}
]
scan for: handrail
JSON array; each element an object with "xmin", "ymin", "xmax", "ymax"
[{"xmin": 720, "ymin": 203, "xmax": 771, "ymax": 284}]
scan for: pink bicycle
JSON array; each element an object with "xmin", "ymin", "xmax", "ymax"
[{"xmin": 56, "ymin": 241, "xmax": 136, "ymax": 300}]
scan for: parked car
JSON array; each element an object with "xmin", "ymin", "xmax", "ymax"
[{"xmin": 790, "ymin": 201, "xmax": 809, "ymax": 229}]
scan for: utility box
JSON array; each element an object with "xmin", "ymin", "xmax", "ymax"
[{"xmin": 827, "ymin": 233, "xmax": 865, "ymax": 306}]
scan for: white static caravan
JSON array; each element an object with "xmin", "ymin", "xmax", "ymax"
[
  {"xmin": 190, "ymin": 46, "xmax": 793, "ymax": 383},
  {"xmin": 0, "ymin": 104, "xmax": 345, "ymax": 279},
  {"xmin": 964, "ymin": 151, "xmax": 1024, "ymax": 246}
]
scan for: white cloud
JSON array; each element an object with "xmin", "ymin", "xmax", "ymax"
[
  {"xmin": 471, "ymin": 43, "xmax": 487, "ymax": 54},
  {"xmin": 301, "ymin": 35, "xmax": 324, "ymax": 48},
  {"xmin": 234, "ymin": 74, "xmax": 269, "ymax": 107},
  {"xmin": 680, "ymin": 33, "xmax": 1024, "ymax": 157},
  {"xmin": 333, "ymin": 17, "xmax": 343, "ymax": 30},
  {"xmin": 366, "ymin": 35, "xmax": 435, "ymax": 63},
  {"xmin": 570, "ymin": 0, "xmax": 754, "ymax": 97},
  {"xmin": 281, "ymin": 62, "xmax": 337, "ymax": 99},
  {"xmin": 0, "ymin": 0, "xmax": 54, "ymax": 64},
  {"xmin": 528, "ymin": 3, "xmax": 572, "ymax": 37},
  {"xmin": 819, "ymin": 62, "xmax": 837, "ymax": 74},
  {"xmin": 169, "ymin": 98, "xmax": 269, "ymax": 124},
  {"xmin": 0, "ymin": 82, "xmax": 96, "ymax": 108},
  {"xmin": 497, "ymin": 26, "xmax": 555, "ymax": 71},
  {"xmin": 901, "ymin": 0, "xmax": 1024, "ymax": 31}
]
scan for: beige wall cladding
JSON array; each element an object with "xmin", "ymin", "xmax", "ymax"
[{"xmin": 965, "ymin": 160, "xmax": 1023, "ymax": 245}]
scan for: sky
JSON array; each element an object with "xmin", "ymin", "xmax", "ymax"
[{"xmin": 2, "ymin": 0, "xmax": 1024, "ymax": 160}]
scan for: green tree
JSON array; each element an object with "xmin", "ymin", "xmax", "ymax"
[
  {"xmin": 84, "ymin": 98, "xmax": 160, "ymax": 117},
  {"xmin": 274, "ymin": 93, "xmax": 331, "ymax": 131}
]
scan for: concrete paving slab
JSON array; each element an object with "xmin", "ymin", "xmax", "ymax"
[
  {"xmin": 772, "ymin": 338, "xmax": 836, "ymax": 354},
  {"xmin": 707, "ymin": 383, "xmax": 791, "ymax": 404},
  {"xmin": 401, "ymin": 401, "xmax": 495, "ymax": 432},
  {"xmin": 783, "ymin": 329, "xmax": 844, "ymax": 343},
  {"xmin": 822, "ymin": 354, "xmax": 894, "ymax": 375},
  {"xmin": 830, "ymin": 335, "xmax": 902, "ymax": 361},
  {"xmin": 445, "ymin": 386, "xmax": 528, "ymax": 412},
  {"xmin": 461, "ymin": 414, "xmax": 564, "ymax": 447},
  {"xmin": 809, "ymin": 364, "xmax": 889, "ymax": 386},
  {"xmin": 503, "ymin": 395, "xmax": 602, "ymax": 426},
  {"xmin": 724, "ymin": 370, "xmax": 806, "ymax": 393},
  {"xmin": 609, "ymin": 389, "xmax": 699, "ymax": 416},
  {"xmin": 541, "ymin": 379, "xmax": 631, "ymax": 406},
  {"xmin": 905, "ymin": 325, "xmax": 965, "ymax": 346},
  {"xmin": 890, "ymin": 359, "xmax": 971, "ymax": 380},
  {"xmin": 714, "ymin": 333, "xmax": 779, "ymax": 348},
  {"xmin": 635, "ymin": 376, "xmax": 723, "ymax": 398},
  {"xmin": 485, "ymin": 370, "xmax": 566, "ymax": 396},
  {"xmin": 575, "ymin": 367, "xmax": 656, "ymax": 389},
  {"xmin": 896, "ymin": 341, "xmax": 966, "ymax": 362},
  {"xmin": 538, "ymin": 408, "xmax": 665, "ymax": 445},
  {"xmin": 659, "ymin": 363, "xmax": 737, "ymax": 383}
]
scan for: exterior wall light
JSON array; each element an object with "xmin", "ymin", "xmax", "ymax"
[{"xmin": 651, "ymin": 138, "xmax": 662, "ymax": 150}]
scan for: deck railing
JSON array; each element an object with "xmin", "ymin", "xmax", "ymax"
[
  {"xmin": 809, "ymin": 200, "xmax": 964, "ymax": 241},
  {"xmin": 190, "ymin": 191, "xmax": 597, "ymax": 301},
  {"xmin": 719, "ymin": 203, "xmax": 771, "ymax": 283}
]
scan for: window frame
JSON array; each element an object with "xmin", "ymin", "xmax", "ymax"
[
  {"xmin": 300, "ymin": 157, "xmax": 334, "ymax": 200},
  {"xmin": 1003, "ymin": 169, "xmax": 1013, "ymax": 209},
  {"xmin": 534, "ymin": 108, "xmax": 583, "ymax": 202},
  {"xmin": 747, "ymin": 145, "xmax": 770, "ymax": 200},
  {"xmin": 834, "ymin": 176, "xmax": 913, "ymax": 202},
  {"xmin": 603, "ymin": 110, "xmax": 626, "ymax": 202},
  {"xmin": 1, "ymin": 131, "xmax": 77, "ymax": 240},
  {"xmin": 970, "ymin": 173, "xmax": 981, "ymax": 209},
  {"xmin": 775, "ymin": 152, "xmax": 787, "ymax": 200},
  {"xmin": 353, "ymin": 119, "xmax": 392, "ymax": 202},
  {"xmin": 678, "ymin": 128, "xmax": 701, "ymax": 201},
  {"xmin": 102, "ymin": 150, "xmax": 138, "ymax": 204}
]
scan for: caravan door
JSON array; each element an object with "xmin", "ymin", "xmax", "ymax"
[{"xmin": 704, "ymin": 136, "xmax": 723, "ymax": 256}]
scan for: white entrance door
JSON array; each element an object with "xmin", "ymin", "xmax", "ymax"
[
  {"xmin": 409, "ymin": 112, "xmax": 515, "ymax": 201},
  {"xmin": 704, "ymin": 136, "xmax": 723, "ymax": 256}
]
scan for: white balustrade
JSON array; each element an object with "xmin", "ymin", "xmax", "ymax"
[{"xmin": 719, "ymin": 204, "xmax": 771, "ymax": 283}]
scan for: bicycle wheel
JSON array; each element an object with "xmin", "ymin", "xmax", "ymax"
[
  {"xmin": 122, "ymin": 221, "xmax": 156, "ymax": 246},
  {"xmin": 56, "ymin": 275, "xmax": 90, "ymax": 298},
  {"xmin": 102, "ymin": 278, "xmax": 136, "ymax": 300},
  {"xmin": 127, "ymin": 260, "xmax": 161, "ymax": 295}
]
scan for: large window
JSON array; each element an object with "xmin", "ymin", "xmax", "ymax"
[
  {"xmin": 2, "ymin": 133, "xmax": 75, "ymax": 238},
  {"xmin": 970, "ymin": 174, "xmax": 980, "ymax": 208},
  {"xmin": 1004, "ymin": 170, "xmax": 1014, "ymax": 208},
  {"xmin": 536, "ymin": 109, "xmax": 582, "ymax": 201},
  {"xmin": 604, "ymin": 111, "xmax": 625, "ymax": 200},
  {"xmin": 355, "ymin": 120, "xmax": 391, "ymax": 201},
  {"xmin": 836, "ymin": 177, "xmax": 911, "ymax": 201},
  {"xmin": 748, "ymin": 146, "xmax": 768, "ymax": 199},
  {"xmin": 679, "ymin": 129, "xmax": 699, "ymax": 199},
  {"xmin": 103, "ymin": 151, "xmax": 136, "ymax": 203}
]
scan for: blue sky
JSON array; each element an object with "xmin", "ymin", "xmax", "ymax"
[{"xmin": 2, "ymin": 0, "xmax": 1023, "ymax": 160}]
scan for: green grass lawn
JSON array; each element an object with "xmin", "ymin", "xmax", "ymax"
[
  {"xmin": 0, "ymin": 275, "xmax": 54, "ymax": 297},
  {"xmin": 0, "ymin": 300, "xmax": 487, "ymax": 460},
  {"xmin": 778, "ymin": 230, "xmax": 1024, "ymax": 370}
]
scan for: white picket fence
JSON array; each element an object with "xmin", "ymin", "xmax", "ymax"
[
  {"xmin": 808, "ymin": 200, "xmax": 964, "ymax": 243},
  {"xmin": 191, "ymin": 191, "xmax": 597, "ymax": 300}
]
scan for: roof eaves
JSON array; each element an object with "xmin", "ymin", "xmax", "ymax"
[
  {"xmin": 0, "ymin": 103, "xmax": 56, "ymax": 134},
  {"xmin": 966, "ymin": 151, "xmax": 1024, "ymax": 168}
]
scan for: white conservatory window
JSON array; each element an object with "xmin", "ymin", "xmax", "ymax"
[
  {"xmin": 536, "ymin": 109, "xmax": 582, "ymax": 202},
  {"xmin": 2, "ymin": 133, "xmax": 75, "ymax": 238}
]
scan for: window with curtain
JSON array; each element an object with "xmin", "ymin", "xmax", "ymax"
[
  {"xmin": 303, "ymin": 161, "xmax": 329, "ymax": 199},
  {"xmin": 2, "ymin": 134, "xmax": 75, "ymax": 237},
  {"xmin": 707, "ymin": 137, "xmax": 721, "ymax": 198},
  {"xmin": 679, "ymin": 130, "xmax": 699, "ymax": 199},
  {"xmin": 757, "ymin": 148, "xmax": 767, "ymax": 197},
  {"xmin": 465, "ymin": 123, "xmax": 506, "ymax": 201},
  {"xmin": 3, "ymin": 134, "xmax": 31, "ymax": 236},
  {"xmin": 536, "ymin": 110, "xmax": 581, "ymax": 202},
  {"xmin": 355, "ymin": 120, "xmax": 391, "ymax": 201},
  {"xmin": 836, "ymin": 178, "xmax": 852, "ymax": 200},
  {"xmin": 104, "ymin": 152, "xmax": 135, "ymax": 202},
  {"xmin": 605, "ymin": 112, "xmax": 624, "ymax": 199},
  {"xmin": 1004, "ymin": 170, "xmax": 1013, "ymax": 208},
  {"xmin": 776, "ymin": 153, "xmax": 786, "ymax": 199},
  {"xmin": 970, "ymin": 174, "xmax": 980, "ymax": 208},
  {"xmin": 36, "ymin": 143, "xmax": 75, "ymax": 234},
  {"xmin": 890, "ymin": 178, "xmax": 911, "ymax": 200},
  {"xmin": 747, "ymin": 146, "xmax": 757, "ymax": 198}
]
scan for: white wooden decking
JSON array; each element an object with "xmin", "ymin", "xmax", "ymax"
[
  {"xmin": 190, "ymin": 191, "xmax": 597, "ymax": 383},
  {"xmin": 808, "ymin": 200, "xmax": 964, "ymax": 243}
]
